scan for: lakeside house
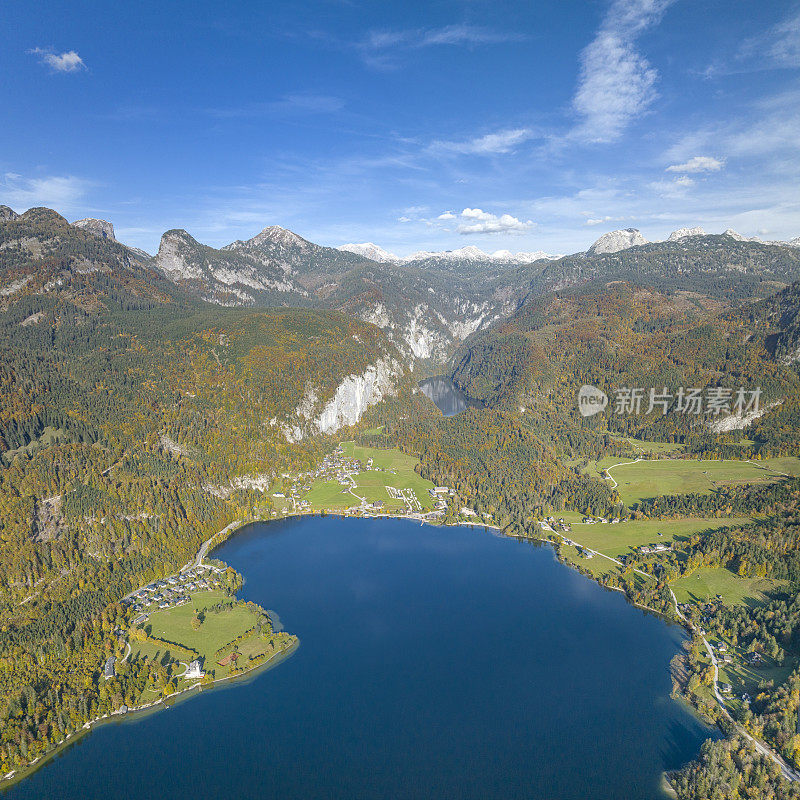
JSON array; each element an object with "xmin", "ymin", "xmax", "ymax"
[
  {"xmin": 103, "ymin": 656, "xmax": 116, "ymax": 680},
  {"xmin": 185, "ymin": 659, "xmax": 205, "ymax": 680}
]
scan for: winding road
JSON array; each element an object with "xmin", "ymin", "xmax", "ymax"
[{"xmin": 548, "ymin": 519, "xmax": 800, "ymax": 783}]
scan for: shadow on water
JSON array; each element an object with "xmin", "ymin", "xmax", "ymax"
[{"xmin": 419, "ymin": 375, "xmax": 482, "ymax": 416}]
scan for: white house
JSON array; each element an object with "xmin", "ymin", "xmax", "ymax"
[{"xmin": 185, "ymin": 659, "xmax": 205, "ymax": 680}]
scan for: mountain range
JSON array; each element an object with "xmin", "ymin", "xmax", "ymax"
[{"xmin": 2, "ymin": 204, "xmax": 800, "ymax": 369}]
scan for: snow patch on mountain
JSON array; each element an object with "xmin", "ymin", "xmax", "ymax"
[
  {"xmin": 401, "ymin": 245, "xmax": 558, "ymax": 263},
  {"xmin": 668, "ymin": 227, "xmax": 706, "ymax": 241},
  {"xmin": 338, "ymin": 242, "xmax": 398, "ymax": 262},
  {"xmin": 490, "ymin": 249, "xmax": 560, "ymax": 263},
  {"xmin": 588, "ymin": 229, "xmax": 648, "ymax": 255}
]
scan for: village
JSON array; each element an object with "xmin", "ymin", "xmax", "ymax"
[
  {"xmin": 271, "ymin": 442, "xmax": 458, "ymax": 523},
  {"xmin": 123, "ymin": 563, "xmax": 226, "ymax": 623}
]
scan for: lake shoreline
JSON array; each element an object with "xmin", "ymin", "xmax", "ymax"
[{"xmin": 0, "ymin": 506, "xmax": 706, "ymax": 793}]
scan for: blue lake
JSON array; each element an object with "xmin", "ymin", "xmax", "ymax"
[{"xmin": 6, "ymin": 517, "xmax": 716, "ymax": 799}]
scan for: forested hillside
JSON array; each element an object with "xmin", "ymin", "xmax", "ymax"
[
  {"xmin": 4, "ymin": 203, "xmax": 800, "ymax": 783},
  {"xmin": 0, "ymin": 208, "xmax": 410, "ymax": 773},
  {"xmin": 451, "ymin": 280, "xmax": 800, "ymax": 456}
]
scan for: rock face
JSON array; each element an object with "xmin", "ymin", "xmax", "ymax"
[
  {"xmin": 316, "ymin": 357, "xmax": 401, "ymax": 434},
  {"xmin": 668, "ymin": 227, "xmax": 706, "ymax": 241},
  {"xmin": 156, "ymin": 230, "xmax": 205, "ymax": 282},
  {"xmin": 588, "ymin": 229, "xmax": 648, "ymax": 255},
  {"xmin": 155, "ymin": 229, "xmax": 304, "ymax": 304},
  {"xmin": 72, "ymin": 218, "xmax": 116, "ymax": 241},
  {"xmin": 0, "ymin": 206, "xmax": 19, "ymax": 222},
  {"xmin": 284, "ymin": 357, "xmax": 402, "ymax": 441}
]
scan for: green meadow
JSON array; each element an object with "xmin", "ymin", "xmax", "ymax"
[
  {"xmin": 585, "ymin": 457, "xmax": 800, "ymax": 505},
  {"xmin": 301, "ymin": 443, "xmax": 436, "ymax": 512},
  {"xmin": 565, "ymin": 517, "xmax": 752, "ymax": 560}
]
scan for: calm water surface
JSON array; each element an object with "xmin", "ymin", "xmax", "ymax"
[
  {"xmin": 419, "ymin": 376, "xmax": 480, "ymax": 416},
  {"xmin": 6, "ymin": 517, "xmax": 716, "ymax": 800}
]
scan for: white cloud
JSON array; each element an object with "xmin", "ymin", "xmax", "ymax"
[
  {"xmin": 572, "ymin": 0, "xmax": 675, "ymax": 142},
  {"xmin": 649, "ymin": 176, "xmax": 695, "ymax": 197},
  {"xmin": 454, "ymin": 208, "xmax": 534, "ymax": 235},
  {"xmin": 766, "ymin": 12, "xmax": 800, "ymax": 67},
  {"xmin": 431, "ymin": 128, "xmax": 535, "ymax": 155},
  {"xmin": 437, "ymin": 211, "xmax": 456, "ymax": 219},
  {"xmin": 1, "ymin": 173, "xmax": 93, "ymax": 211},
  {"xmin": 208, "ymin": 94, "xmax": 344, "ymax": 118},
  {"xmin": 666, "ymin": 156, "xmax": 724, "ymax": 173},
  {"xmin": 28, "ymin": 48, "xmax": 86, "ymax": 73},
  {"xmin": 584, "ymin": 215, "xmax": 628, "ymax": 226},
  {"xmin": 740, "ymin": 11, "xmax": 800, "ymax": 69},
  {"xmin": 355, "ymin": 25, "xmax": 523, "ymax": 68},
  {"xmin": 665, "ymin": 90, "xmax": 800, "ymax": 164}
]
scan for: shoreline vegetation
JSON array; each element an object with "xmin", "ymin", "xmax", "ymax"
[
  {"xmin": 5, "ymin": 439, "xmax": 800, "ymax": 792},
  {"xmin": 0, "ymin": 513, "xmax": 299, "ymax": 789}
]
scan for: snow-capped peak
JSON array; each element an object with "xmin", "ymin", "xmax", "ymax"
[
  {"xmin": 401, "ymin": 246, "xmax": 490, "ymax": 262},
  {"xmin": 490, "ymin": 249, "xmax": 560, "ymax": 263},
  {"xmin": 338, "ymin": 242, "xmax": 399, "ymax": 262},
  {"xmin": 723, "ymin": 228, "xmax": 749, "ymax": 242},
  {"xmin": 588, "ymin": 228, "xmax": 648, "ymax": 255},
  {"xmin": 668, "ymin": 226, "xmax": 706, "ymax": 241}
]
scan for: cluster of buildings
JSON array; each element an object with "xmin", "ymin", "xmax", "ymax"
[
  {"xmin": 638, "ymin": 543, "xmax": 672, "ymax": 555},
  {"xmin": 124, "ymin": 564, "xmax": 224, "ymax": 615},
  {"xmin": 429, "ymin": 486, "xmax": 450, "ymax": 512},
  {"xmin": 315, "ymin": 447, "xmax": 371, "ymax": 485}
]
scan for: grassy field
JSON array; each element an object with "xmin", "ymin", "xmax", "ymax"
[
  {"xmin": 585, "ymin": 458, "xmax": 800, "ymax": 505},
  {"xmin": 128, "ymin": 587, "xmax": 297, "ymax": 704},
  {"xmin": 670, "ymin": 567, "xmax": 785, "ymax": 606},
  {"xmin": 301, "ymin": 443, "xmax": 436, "ymax": 513},
  {"xmin": 612, "ymin": 437, "xmax": 685, "ymax": 454},
  {"xmin": 304, "ymin": 480, "xmax": 355, "ymax": 510},
  {"xmin": 566, "ymin": 517, "xmax": 751, "ymax": 560},
  {"xmin": 144, "ymin": 590, "xmax": 256, "ymax": 658},
  {"xmin": 761, "ymin": 457, "xmax": 800, "ymax": 476}
]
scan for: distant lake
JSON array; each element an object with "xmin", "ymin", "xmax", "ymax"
[
  {"xmin": 419, "ymin": 375, "xmax": 480, "ymax": 416},
  {"xmin": 7, "ymin": 517, "xmax": 716, "ymax": 800}
]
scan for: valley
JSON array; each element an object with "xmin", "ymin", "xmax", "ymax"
[{"xmin": 2, "ymin": 205, "xmax": 800, "ymax": 796}]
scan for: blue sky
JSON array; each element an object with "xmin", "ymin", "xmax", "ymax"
[{"xmin": 2, "ymin": 0, "xmax": 799, "ymax": 256}]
